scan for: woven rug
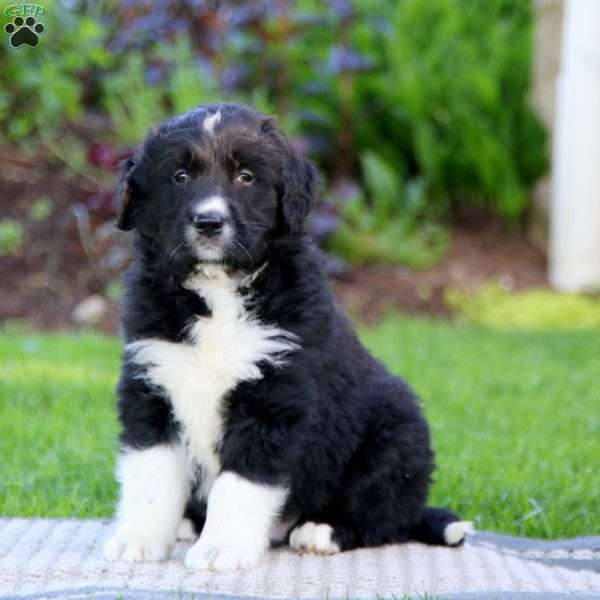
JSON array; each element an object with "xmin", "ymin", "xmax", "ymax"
[{"xmin": 0, "ymin": 519, "xmax": 599, "ymax": 599}]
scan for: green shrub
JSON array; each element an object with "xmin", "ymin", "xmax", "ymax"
[
  {"xmin": 354, "ymin": 0, "xmax": 548, "ymax": 220},
  {"xmin": 446, "ymin": 284, "xmax": 600, "ymax": 329},
  {"xmin": 103, "ymin": 37, "xmax": 220, "ymax": 145},
  {"xmin": 235, "ymin": 0, "xmax": 547, "ymax": 222},
  {"xmin": 0, "ymin": 8, "xmax": 112, "ymax": 146},
  {"xmin": 0, "ymin": 7, "xmax": 221, "ymax": 149},
  {"xmin": 0, "ymin": 0, "xmax": 547, "ymax": 249},
  {"xmin": 328, "ymin": 152, "xmax": 448, "ymax": 268}
]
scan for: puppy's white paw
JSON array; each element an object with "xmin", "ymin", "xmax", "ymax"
[
  {"xmin": 289, "ymin": 522, "xmax": 340, "ymax": 555},
  {"xmin": 103, "ymin": 533, "xmax": 169, "ymax": 562},
  {"xmin": 185, "ymin": 538, "xmax": 262, "ymax": 571}
]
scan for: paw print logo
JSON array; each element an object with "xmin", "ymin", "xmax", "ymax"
[{"xmin": 4, "ymin": 16, "xmax": 45, "ymax": 48}]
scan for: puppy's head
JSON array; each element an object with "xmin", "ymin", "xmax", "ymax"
[{"xmin": 116, "ymin": 103, "xmax": 317, "ymax": 277}]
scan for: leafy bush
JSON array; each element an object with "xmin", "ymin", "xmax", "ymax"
[
  {"xmin": 355, "ymin": 0, "xmax": 548, "ymax": 220},
  {"xmin": 103, "ymin": 37, "xmax": 219, "ymax": 144},
  {"xmin": 0, "ymin": 7, "xmax": 112, "ymax": 145},
  {"xmin": 221, "ymin": 0, "xmax": 384, "ymax": 171},
  {"xmin": 224, "ymin": 0, "xmax": 547, "ymax": 222},
  {"xmin": 0, "ymin": 0, "xmax": 548, "ymax": 268},
  {"xmin": 328, "ymin": 152, "xmax": 447, "ymax": 268},
  {"xmin": 446, "ymin": 284, "xmax": 600, "ymax": 329}
]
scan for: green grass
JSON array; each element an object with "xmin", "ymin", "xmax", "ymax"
[
  {"xmin": 1, "ymin": 317, "xmax": 599, "ymax": 539},
  {"xmin": 0, "ymin": 330, "xmax": 120, "ymax": 517}
]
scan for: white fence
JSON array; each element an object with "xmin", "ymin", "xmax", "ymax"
[{"xmin": 550, "ymin": 0, "xmax": 600, "ymax": 291}]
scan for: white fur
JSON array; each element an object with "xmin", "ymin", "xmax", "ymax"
[
  {"xmin": 185, "ymin": 232, "xmax": 227, "ymax": 262},
  {"xmin": 185, "ymin": 471, "xmax": 287, "ymax": 571},
  {"xmin": 103, "ymin": 445, "xmax": 190, "ymax": 562},
  {"xmin": 128, "ymin": 270, "xmax": 298, "ymax": 491},
  {"xmin": 443, "ymin": 520, "xmax": 475, "ymax": 546},
  {"xmin": 194, "ymin": 195, "xmax": 229, "ymax": 217},
  {"xmin": 203, "ymin": 110, "xmax": 221, "ymax": 135},
  {"xmin": 177, "ymin": 518, "xmax": 197, "ymax": 541},
  {"xmin": 289, "ymin": 522, "xmax": 340, "ymax": 555},
  {"xmin": 187, "ymin": 195, "xmax": 232, "ymax": 261}
]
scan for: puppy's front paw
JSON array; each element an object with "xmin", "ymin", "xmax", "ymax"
[
  {"xmin": 103, "ymin": 533, "xmax": 170, "ymax": 562},
  {"xmin": 185, "ymin": 538, "xmax": 262, "ymax": 571}
]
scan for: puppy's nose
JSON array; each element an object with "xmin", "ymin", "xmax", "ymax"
[{"xmin": 191, "ymin": 212, "xmax": 224, "ymax": 237}]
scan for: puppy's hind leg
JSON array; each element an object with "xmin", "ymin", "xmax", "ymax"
[
  {"xmin": 290, "ymin": 412, "xmax": 437, "ymax": 553},
  {"xmin": 289, "ymin": 522, "xmax": 341, "ymax": 555},
  {"xmin": 411, "ymin": 506, "xmax": 474, "ymax": 546},
  {"xmin": 103, "ymin": 444, "xmax": 189, "ymax": 562}
]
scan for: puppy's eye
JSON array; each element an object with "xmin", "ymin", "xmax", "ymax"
[
  {"xmin": 237, "ymin": 169, "xmax": 254, "ymax": 184},
  {"xmin": 172, "ymin": 169, "xmax": 190, "ymax": 184}
]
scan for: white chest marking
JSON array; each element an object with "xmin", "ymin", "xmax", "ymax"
[{"xmin": 127, "ymin": 269, "xmax": 297, "ymax": 493}]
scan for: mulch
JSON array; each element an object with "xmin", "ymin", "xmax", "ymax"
[{"xmin": 334, "ymin": 220, "xmax": 548, "ymax": 323}]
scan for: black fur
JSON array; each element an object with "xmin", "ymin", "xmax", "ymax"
[{"xmin": 115, "ymin": 103, "xmax": 464, "ymax": 551}]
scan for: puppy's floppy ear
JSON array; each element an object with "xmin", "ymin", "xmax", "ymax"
[
  {"xmin": 280, "ymin": 153, "xmax": 318, "ymax": 235},
  {"xmin": 115, "ymin": 157, "xmax": 139, "ymax": 231}
]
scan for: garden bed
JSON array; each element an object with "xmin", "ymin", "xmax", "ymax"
[
  {"xmin": 0, "ymin": 150, "xmax": 547, "ymax": 333},
  {"xmin": 335, "ymin": 220, "xmax": 547, "ymax": 323}
]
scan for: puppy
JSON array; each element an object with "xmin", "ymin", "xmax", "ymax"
[{"xmin": 103, "ymin": 103, "xmax": 471, "ymax": 571}]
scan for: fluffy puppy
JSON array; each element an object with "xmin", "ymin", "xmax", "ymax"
[{"xmin": 103, "ymin": 103, "xmax": 471, "ymax": 571}]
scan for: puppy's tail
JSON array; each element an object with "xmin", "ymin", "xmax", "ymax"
[{"xmin": 410, "ymin": 506, "xmax": 474, "ymax": 546}]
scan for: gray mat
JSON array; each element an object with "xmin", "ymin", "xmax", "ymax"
[{"xmin": 0, "ymin": 519, "xmax": 599, "ymax": 599}]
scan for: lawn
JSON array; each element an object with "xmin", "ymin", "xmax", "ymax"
[{"xmin": 1, "ymin": 317, "xmax": 598, "ymax": 539}]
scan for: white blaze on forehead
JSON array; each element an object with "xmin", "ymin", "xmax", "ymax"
[
  {"xmin": 203, "ymin": 110, "xmax": 222, "ymax": 136},
  {"xmin": 194, "ymin": 195, "xmax": 229, "ymax": 217}
]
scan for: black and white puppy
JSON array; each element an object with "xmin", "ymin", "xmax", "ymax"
[{"xmin": 103, "ymin": 103, "xmax": 471, "ymax": 571}]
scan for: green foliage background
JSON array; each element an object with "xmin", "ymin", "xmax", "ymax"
[{"xmin": 0, "ymin": 0, "xmax": 548, "ymax": 265}]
